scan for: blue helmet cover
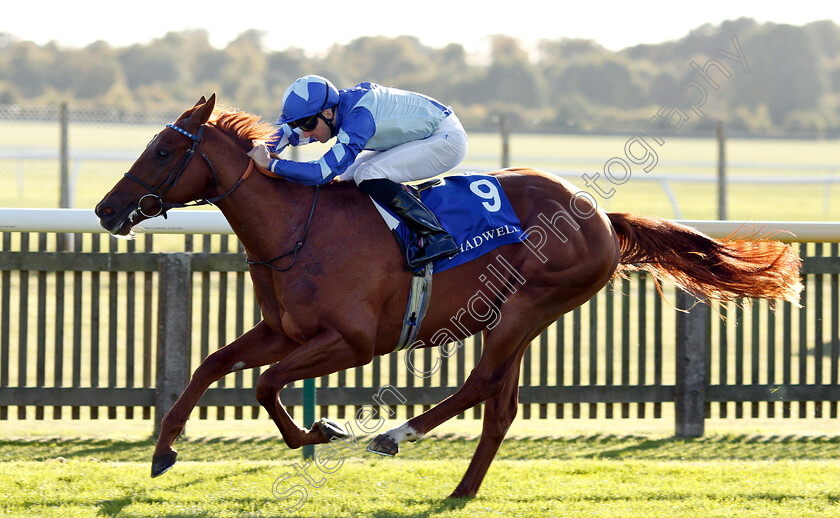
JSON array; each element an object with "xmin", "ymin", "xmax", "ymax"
[{"xmin": 277, "ymin": 75, "xmax": 339, "ymax": 125}]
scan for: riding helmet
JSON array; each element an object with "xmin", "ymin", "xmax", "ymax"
[{"xmin": 277, "ymin": 75, "xmax": 340, "ymax": 125}]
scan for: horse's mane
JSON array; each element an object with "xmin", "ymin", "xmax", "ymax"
[{"xmin": 207, "ymin": 106, "xmax": 276, "ymax": 151}]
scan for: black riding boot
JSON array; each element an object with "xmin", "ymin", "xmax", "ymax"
[{"xmin": 359, "ymin": 179, "xmax": 459, "ymax": 267}]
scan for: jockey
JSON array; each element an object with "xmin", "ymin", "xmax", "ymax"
[{"xmin": 248, "ymin": 75, "xmax": 468, "ymax": 268}]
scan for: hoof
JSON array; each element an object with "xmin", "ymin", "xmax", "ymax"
[
  {"xmin": 312, "ymin": 417, "xmax": 349, "ymax": 441},
  {"xmin": 151, "ymin": 451, "xmax": 178, "ymax": 478},
  {"xmin": 366, "ymin": 434, "xmax": 399, "ymax": 457}
]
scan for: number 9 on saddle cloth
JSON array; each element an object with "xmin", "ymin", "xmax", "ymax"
[{"xmin": 371, "ymin": 173, "xmax": 527, "ymax": 274}]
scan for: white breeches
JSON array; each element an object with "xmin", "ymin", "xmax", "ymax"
[{"xmin": 338, "ymin": 114, "xmax": 468, "ymax": 185}]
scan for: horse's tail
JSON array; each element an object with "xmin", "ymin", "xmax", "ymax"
[{"xmin": 607, "ymin": 212, "xmax": 803, "ymax": 304}]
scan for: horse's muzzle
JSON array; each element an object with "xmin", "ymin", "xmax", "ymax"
[{"xmin": 94, "ymin": 201, "xmax": 138, "ymax": 236}]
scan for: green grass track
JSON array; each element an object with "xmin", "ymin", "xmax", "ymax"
[{"xmin": 2, "ymin": 433, "xmax": 839, "ymax": 517}]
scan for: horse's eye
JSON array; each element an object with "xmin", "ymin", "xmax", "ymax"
[{"xmin": 157, "ymin": 149, "xmax": 169, "ymax": 160}]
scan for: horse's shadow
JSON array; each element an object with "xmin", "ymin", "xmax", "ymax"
[
  {"xmin": 94, "ymin": 466, "xmax": 266, "ymax": 518},
  {"xmin": 577, "ymin": 436, "xmax": 678, "ymax": 459},
  {"xmin": 375, "ymin": 498, "xmax": 472, "ymax": 517},
  {"xmin": 96, "ymin": 497, "xmax": 134, "ymax": 517},
  {"xmin": 94, "ymin": 496, "xmax": 471, "ymax": 518}
]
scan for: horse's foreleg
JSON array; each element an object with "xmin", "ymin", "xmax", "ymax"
[
  {"xmin": 449, "ymin": 369, "xmax": 521, "ymax": 498},
  {"xmin": 256, "ymin": 327, "xmax": 371, "ymax": 449},
  {"xmin": 151, "ymin": 321, "xmax": 295, "ymax": 477}
]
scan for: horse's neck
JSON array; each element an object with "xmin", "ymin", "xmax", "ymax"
[{"xmin": 214, "ymin": 173, "xmax": 321, "ymax": 258}]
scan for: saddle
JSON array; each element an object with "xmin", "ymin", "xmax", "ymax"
[{"xmin": 413, "ymin": 178, "xmax": 443, "ymax": 193}]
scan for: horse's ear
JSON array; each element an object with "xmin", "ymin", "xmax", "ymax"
[
  {"xmin": 194, "ymin": 96, "xmax": 207, "ymax": 107},
  {"xmin": 191, "ymin": 94, "xmax": 216, "ymax": 125}
]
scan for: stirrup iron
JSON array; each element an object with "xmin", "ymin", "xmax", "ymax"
[{"xmin": 395, "ymin": 263, "xmax": 433, "ymax": 351}]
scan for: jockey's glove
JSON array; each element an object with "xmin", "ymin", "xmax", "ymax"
[{"xmin": 247, "ymin": 144, "xmax": 272, "ymax": 171}]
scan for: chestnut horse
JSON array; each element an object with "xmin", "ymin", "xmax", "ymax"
[{"xmin": 95, "ymin": 95, "xmax": 802, "ymax": 499}]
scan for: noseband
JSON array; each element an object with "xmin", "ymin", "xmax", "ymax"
[{"xmin": 123, "ymin": 123, "xmax": 252, "ymax": 218}]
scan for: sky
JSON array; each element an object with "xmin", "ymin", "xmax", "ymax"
[{"xmin": 3, "ymin": 1, "xmax": 839, "ymax": 55}]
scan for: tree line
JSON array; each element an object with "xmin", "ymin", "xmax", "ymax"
[{"xmin": 1, "ymin": 17, "xmax": 839, "ymax": 135}]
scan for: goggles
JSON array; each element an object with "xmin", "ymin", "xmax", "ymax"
[{"xmin": 289, "ymin": 113, "xmax": 323, "ymax": 132}]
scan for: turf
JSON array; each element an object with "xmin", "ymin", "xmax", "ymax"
[{"xmin": 2, "ymin": 433, "xmax": 839, "ymax": 518}]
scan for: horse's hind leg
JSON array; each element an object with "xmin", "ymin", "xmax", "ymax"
[
  {"xmin": 449, "ymin": 367, "xmax": 521, "ymax": 498},
  {"xmin": 367, "ymin": 309, "xmax": 542, "ymax": 455},
  {"xmin": 151, "ymin": 321, "xmax": 295, "ymax": 477}
]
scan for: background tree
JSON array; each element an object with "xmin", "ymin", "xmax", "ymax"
[{"xmin": 2, "ymin": 18, "xmax": 840, "ymax": 134}]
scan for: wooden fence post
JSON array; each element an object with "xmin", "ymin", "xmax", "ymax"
[
  {"xmin": 675, "ymin": 291, "xmax": 707, "ymax": 437},
  {"xmin": 500, "ymin": 115, "xmax": 510, "ymax": 169},
  {"xmin": 58, "ymin": 103, "xmax": 74, "ymax": 252},
  {"xmin": 59, "ymin": 102, "xmax": 70, "ymax": 210},
  {"xmin": 717, "ymin": 121, "xmax": 727, "ymax": 220},
  {"xmin": 154, "ymin": 253, "xmax": 192, "ymax": 436}
]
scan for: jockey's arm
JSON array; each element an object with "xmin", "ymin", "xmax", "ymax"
[
  {"xmin": 266, "ymin": 124, "xmax": 311, "ymax": 153},
  {"xmin": 247, "ymin": 124, "xmax": 315, "ymax": 175},
  {"xmin": 252, "ymin": 110, "xmax": 374, "ymax": 186}
]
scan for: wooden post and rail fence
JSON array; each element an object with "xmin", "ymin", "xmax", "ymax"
[{"xmin": 0, "ymin": 210, "xmax": 838, "ymax": 440}]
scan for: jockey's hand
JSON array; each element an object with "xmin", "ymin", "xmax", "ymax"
[{"xmin": 247, "ymin": 144, "xmax": 272, "ymax": 170}]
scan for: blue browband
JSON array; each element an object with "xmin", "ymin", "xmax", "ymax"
[{"xmin": 165, "ymin": 123, "xmax": 200, "ymax": 141}]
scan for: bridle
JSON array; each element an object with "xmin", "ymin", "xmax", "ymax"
[
  {"xmin": 123, "ymin": 123, "xmax": 253, "ymax": 219},
  {"xmin": 123, "ymin": 121, "xmax": 319, "ymax": 271}
]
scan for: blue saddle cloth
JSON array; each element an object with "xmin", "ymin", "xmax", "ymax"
[{"xmin": 371, "ymin": 173, "xmax": 527, "ymax": 273}]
